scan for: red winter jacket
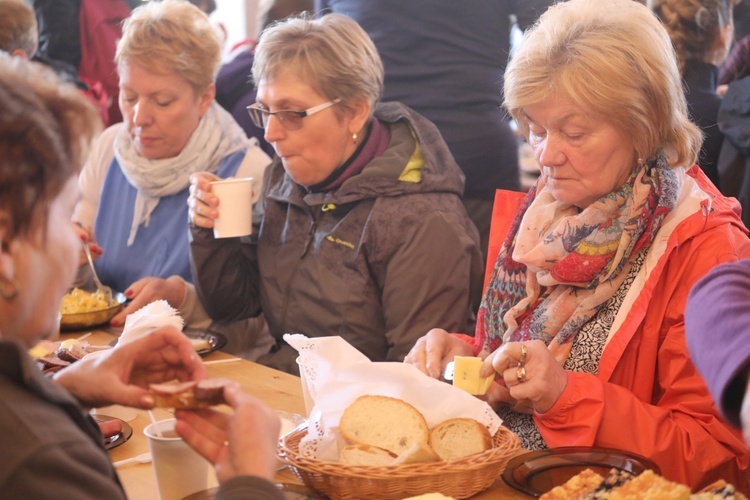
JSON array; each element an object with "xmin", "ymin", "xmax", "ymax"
[{"xmin": 466, "ymin": 166, "xmax": 750, "ymax": 492}]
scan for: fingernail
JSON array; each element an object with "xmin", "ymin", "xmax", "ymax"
[
  {"xmin": 110, "ymin": 319, "xmax": 121, "ymax": 327},
  {"xmin": 124, "ymin": 289, "xmax": 133, "ymax": 297},
  {"xmin": 142, "ymin": 395, "xmax": 154, "ymax": 407}
]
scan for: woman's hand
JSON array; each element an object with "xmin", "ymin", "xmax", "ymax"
[
  {"xmin": 72, "ymin": 222, "xmax": 102, "ymax": 267},
  {"xmin": 53, "ymin": 326, "xmax": 206, "ymax": 409},
  {"xmin": 188, "ymin": 172, "xmax": 222, "ymax": 228},
  {"xmin": 404, "ymin": 328, "xmax": 474, "ymax": 379},
  {"xmin": 480, "ymin": 340, "xmax": 568, "ymax": 414},
  {"xmin": 175, "ymin": 385, "xmax": 281, "ymax": 483},
  {"xmin": 110, "ymin": 275, "xmax": 187, "ymax": 327}
]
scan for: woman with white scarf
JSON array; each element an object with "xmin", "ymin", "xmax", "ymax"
[{"xmin": 73, "ymin": 0, "xmax": 273, "ymax": 359}]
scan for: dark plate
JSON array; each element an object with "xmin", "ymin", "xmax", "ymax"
[
  {"xmin": 183, "ymin": 328, "xmax": 228, "ymax": 357},
  {"xmin": 183, "ymin": 482, "xmax": 323, "ymax": 499},
  {"xmin": 501, "ymin": 446, "xmax": 661, "ymax": 498},
  {"xmin": 108, "ymin": 328, "xmax": 227, "ymax": 357},
  {"xmin": 93, "ymin": 415, "xmax": 133, "ymax": 451}
]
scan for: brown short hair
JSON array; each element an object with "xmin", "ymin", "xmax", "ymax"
[
  {"xmin": 505, "ymin": 0, "xmax": 702, "ymax": 167},
  {"xmin": 0, "ymin": 55, "xmax": 101, "ymax": 239},
  {"xmin": 0, "ymin": 0, "xmax": 38, "ymax": 57},
  {"xmin": 252, "ymin": 13, "xmax": 383, "ymax": 120}
]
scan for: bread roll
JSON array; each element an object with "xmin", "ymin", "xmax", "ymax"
[
  {"xmin": 340, "ymin": 444, "xmax": 396, "ymax": 466},
  {"xmin": 340, "ymin": 395, "xmax": 429, "ymax": 456},
  {"xmin": 428, "ymin": 418, "xmax": 492, "ymax": 460}
]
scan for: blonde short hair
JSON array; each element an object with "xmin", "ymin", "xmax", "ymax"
[
  {"xmin": 116, "ymin": 0, "xmax": 222, "ymax": 92},
  {"xmin": 252, "ymin": 13, "xmax": 383, "ymax": 119},
  {"xmin": 0, "ymin": 0, "xmax": 38, "ymax": 57},
  {"xmin": 504, "ymin": 0, "xmax": 702, "ymax": 167}
]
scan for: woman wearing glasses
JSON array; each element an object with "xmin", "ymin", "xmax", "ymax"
[
  {"xmin": 72, "ymin": 0, "xmax": 274, "ymax": 359},
  {"xmin": 188, "ymin": 13, "xmax": 483, "ymax": 374}
]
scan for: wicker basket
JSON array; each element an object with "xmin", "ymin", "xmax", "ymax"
[{"xmin": 279, "ymin": 426, "xmax": 521, "ymax": 499}]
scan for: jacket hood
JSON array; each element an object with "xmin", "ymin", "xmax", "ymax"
[{"xmin": 266, "ymin": 101, "xmax": 466, "ymax": 207}]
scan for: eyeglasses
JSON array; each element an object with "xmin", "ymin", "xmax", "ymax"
[{"xmin": 246, "ymin": 98, "xmax": 341, "ymax": 131}]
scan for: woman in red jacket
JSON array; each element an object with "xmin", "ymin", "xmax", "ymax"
[{"xmin": 406, "ymin": 0, "xmax": 750, "ymax": 492}]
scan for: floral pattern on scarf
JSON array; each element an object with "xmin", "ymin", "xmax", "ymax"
[{"xmin": 476, "ymin": 152, "xmax": 681, "ymax": 364}]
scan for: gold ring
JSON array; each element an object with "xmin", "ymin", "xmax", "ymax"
[
  {"xmin": 519, "ymin": 344, "xmax": 528, "ymax": 366},
  {"xmin": 516, "ymin": 366, "xmax": 526, "ymax": 384}
]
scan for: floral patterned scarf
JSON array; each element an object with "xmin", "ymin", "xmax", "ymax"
[{"xmin": 476, "ymin": 153, "xmax": 681, "ymax": 364}]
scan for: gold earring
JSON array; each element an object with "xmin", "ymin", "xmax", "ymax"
[
  {"xmin": 352, "ymin": 133, "xmax": 357, "ymax": 144},
  {"xmin": 0, "ymin": 277, "xmax": 19, "ymax": 300}
]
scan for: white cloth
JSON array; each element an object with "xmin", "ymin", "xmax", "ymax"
[
  {"xmin": 113, "ymin": 102, "xmax": 250, "ymax": 245},
  {"xmin": 284, "ymin": 334, "xmax": 503, "ymax": 461}
]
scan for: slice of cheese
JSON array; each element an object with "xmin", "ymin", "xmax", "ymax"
[
  {"xmin": 452, "ymin": 356, "xmax": 494, "ymax": 395},
  {"xmin": 29, "ymin": 344, "xmax": 54, "ymax": 359}
]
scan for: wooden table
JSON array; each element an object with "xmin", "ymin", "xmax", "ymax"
[{"xmin": 65, "ymin": 330, "xmax": 531, "ymax": 499}]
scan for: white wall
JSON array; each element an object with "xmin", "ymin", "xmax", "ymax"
[{"xmin": 212, "ymin": 0, "xmax": 260, "ymax": 59}]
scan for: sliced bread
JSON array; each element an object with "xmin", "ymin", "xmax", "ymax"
[
  {"xmin": 428, "ymin": 418, "xmax": 492, "ymax": 460},
  {"xmin": 340, "ymin": 444, "xmax": 396, "ymax": 466},
  {"xmin": 392, "ymin": 442, "xmax": 442, "ymax": 465},
  {"xmin": 340, "ymin": 395, "xmax": 429, "ymax": 456}
]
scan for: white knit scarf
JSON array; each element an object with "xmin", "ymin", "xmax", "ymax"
[{"xmin": 114, "ymin": 102, "xmax": 249, "ymax": 246}]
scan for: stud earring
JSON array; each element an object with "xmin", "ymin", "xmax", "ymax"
[
  {"xmin": 352, "ymin": 133, "xmax": 358, "ymax": 144},
  {"xmin": 0, "ymin": 277, "xmax": 19, "ymax": 300}
]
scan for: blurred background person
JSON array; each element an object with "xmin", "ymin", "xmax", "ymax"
[
  {"xmin": 215, "ymin": 0, "xmax": 314, "ymax": 157},
  {"xmin": 0, "ymin": 53, "xmax": 208, "ymax": 498},
  {"xmin": 650, "ymin": 0, "xmax": 740, "ymax": 191},
  {"xmin": 315, "ymin": 1, "xmax": 555, "ymax": 263},
  {"xmin": 73, "ymin": 0, "xmax": 273, "ymax": 360},
  {"xmin": 29, "ymin": 0, "xmax": 140, "ymax": 126},
  {"xmin": 686, "ymin": 259, "xmax": 750, "ymax": 447},
  {"xmin": 0, "ymin": 0, "xmax": 38, "ymax": 59},
  {"xmin": 188, "ymin": 14, "xmax": 483, "ymax": 375},
  {"xmin": 406, "ymin": 0, "xmax": 750, "ymax": 490}
]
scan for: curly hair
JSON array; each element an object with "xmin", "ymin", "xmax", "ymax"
[
  {"xmin": 649, "ymin": 0, "xmax": 739, "ymax": 74},
  {"xmin": 0, "ymin": 55, "xmax": 101, "ymax": 240}
]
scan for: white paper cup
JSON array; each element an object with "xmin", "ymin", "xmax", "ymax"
[
  {"xmin": 144, "ymin": 418, "xmax": 209, "ymax": 500},
  {"xmin": 210, "ymin": 177, "xmax": 254, "ymax": 239},
  {"xmin": 296, "ymin": 356, "xmax": 315, "ymax": 417}
]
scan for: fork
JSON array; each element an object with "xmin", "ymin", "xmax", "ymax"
[{"xmin": 82, "ymin": 242, "xmax": 113, "ymax": 305}]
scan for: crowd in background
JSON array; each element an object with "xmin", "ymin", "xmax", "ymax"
[{"xmin": 3, "ymin": 0, "xmax": 750, "ymax": 497}]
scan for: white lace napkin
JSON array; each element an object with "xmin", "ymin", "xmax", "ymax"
[
  {"xmin": 284, "ymin": 334, "xmax": 503, "ymax": 461},
  {"xmin": 116, "ymin": 300, "xmax": 184, "ymax": 346}
]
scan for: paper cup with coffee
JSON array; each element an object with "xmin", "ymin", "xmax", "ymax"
[
  {"xmin": 144, "ymin": 418, "xmax": 210, "ymax": 500},
  {"xmin": 210, "ymin": 177, "xmax": 254, "ymax": 238}
]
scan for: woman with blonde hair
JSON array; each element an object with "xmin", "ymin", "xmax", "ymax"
[
  {"xmin": 407, "ymin": 0, "xmax": 750, "ymax": 490},
  {"xmin": 73, "ymin": 0, "xmax": 273, "ymax": 359},
  {"xmin": 650, "ymin": 0, "xmax": 739, "ymax": 189},
  {"xmin": 188, "ymin": 13, "xmax": 483, "ymax": 374}
]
